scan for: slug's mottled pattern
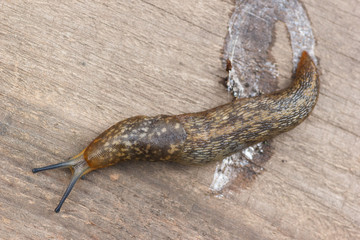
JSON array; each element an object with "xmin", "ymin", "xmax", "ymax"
[
  {"xmin": 84, "ymin": 115, "xmax": 187, "ymax": 168},
  {"xmin": 32, "ymin": 51, "xmax": 319, "ymax": 212},
  {"xmin": 177, "ymin": 51, "xmax": 319, "ymax": 164}
]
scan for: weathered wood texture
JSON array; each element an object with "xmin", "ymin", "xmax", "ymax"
[{"xmin": 0, "ymin": 0, "xmax": 359, "ymax": 239}]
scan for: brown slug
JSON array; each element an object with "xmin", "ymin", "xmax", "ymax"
[{"xmin": 32, "ymin": 51, "xmax": 319, "ymax": 212}]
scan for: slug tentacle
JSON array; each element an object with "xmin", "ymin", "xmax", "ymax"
[
  {"xmin": 32, "ymin": 51, "xmax": 319, "ymax": 212},
  {"xmin": 33, "ymin": 152, "xmax": 92, "ymax": 212}
]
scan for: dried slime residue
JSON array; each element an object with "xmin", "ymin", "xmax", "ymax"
[{"xmin": 210, "ymin": 0, "xmax": 317, "ymax": 192}]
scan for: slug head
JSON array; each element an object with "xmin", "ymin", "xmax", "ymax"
[{"xmin": 32, "ymin": 115, "xmax": 186, "ymax": 212}]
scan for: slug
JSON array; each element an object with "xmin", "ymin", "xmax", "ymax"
[{"xmin": 32, "ymin": 51, "xmax": 319, "ymax": 212}]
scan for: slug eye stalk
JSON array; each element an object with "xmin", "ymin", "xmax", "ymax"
[{"xmin": 32, "ymin": 154, "xmax": 92, "ymax": 213}]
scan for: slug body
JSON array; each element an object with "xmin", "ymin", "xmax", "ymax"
[{"xmin": 33, "ymin": 51, "xmax": 319, "ymax": 212}]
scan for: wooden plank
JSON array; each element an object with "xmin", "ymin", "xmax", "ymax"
[{"xmin": 0, "ymin": 0, "xmax": 359, "ymax": 239}]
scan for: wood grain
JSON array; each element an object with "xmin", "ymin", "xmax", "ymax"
[{"xmin": 0, "ymin": 0, "xmax": 359, "ymax": 239}]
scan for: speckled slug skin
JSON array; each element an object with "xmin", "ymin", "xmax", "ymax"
[
  {"xmin": 32, "ymin": 51, "xmax": 319, "ymax": 212},
  {"xmin": 85, "ymin": 51, "xmax": 319, "ymax": 166}
]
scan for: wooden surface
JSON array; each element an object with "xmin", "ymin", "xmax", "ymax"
[{"xmin": 0, "ymin": 0, "xmax": 359, "ymax": 239}]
